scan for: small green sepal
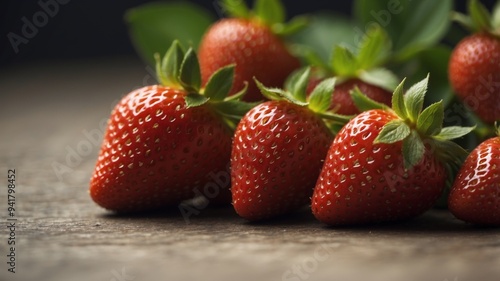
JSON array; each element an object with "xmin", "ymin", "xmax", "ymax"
[
  {"xmin": 452, "ymin": 0, "xmax": 500, "ymax": 37},
  {"xmin": 351, "ymin": 87, "xmax": 390, "ymax": 112},
  {"xmin": 185, "ymin": 94, "xmax": 209, "ymax": 108},
  {"xmin": 255, "ymin": 0, "xmax": 285, "ymax": 26},
  {"xmin": 272, "ymin": 16, "xmax": 309, "ymax": 36},
  {"xmin": 179, "ymin": 48, "xmax": 201, "ymax": 93},
  {"xmin": 391, "ymin": 78, "xmax": 408, "ymax": 120},
  {"xmin": 469, "ymin": 0, "xmax": 493, "ymax": 31},
  {"xmin": 375, "ymin": 120, "xmax": 411, "ymax": 144},
  {"xmin": 404, "ymin": 73, "xmax": 429, "ymax": 122},
  {"xmin": 203, "ymin": 64, "xmax": 235, "ymax": 102},
  {"xmin": 254, "ymin": 78, "xmax": 307, "ymax": 106},
  {"xmin": 331, "ymin": 46, "xmax": 358, "ymax": 77},
  {"xmin": 356, "ymin": 25, "xmax": 391, "ymax": 70},
  {"xmin": 402, "ymin": 130, "xmax": 425, "ymax": 169},
  {"xmin": 435, "ymin": 126, "xmax": 476, "ymax": 140},
  {"xmin": 308, "ymin": 78, "xmax": 336, "ymax": 114},
  {"xmin": 285, "ymin": 67, "xmax": 310, "ymax": 103},
  {"xmin": 220, "ymin": 0, "xmax": 250, "ymax": 19},
  {"xmin": 416, "ymin": 101, "xmax": 444, "ymax": 136}
]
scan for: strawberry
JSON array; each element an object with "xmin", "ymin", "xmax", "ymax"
[
  {"xmin": 90, "ymin": 41, "xmax": 253, "ymax": 212},
  {"xmin": 448, "ymin": 127, "xmax": 500, "ymax": 226},
  {"xmin": 312, "ymin": 75, "xmax": 474, "ymax": 225},
  {"xmin": 231, "ymin": 68, "xmax": 350, "ymax": 221},
  {"xmin": 198, "ymin": 0, "xmax": 303, "ymax": 102},
  {"xmin": 302, "ymin": 25, "xmax": 396, "ymax": 115},
  {"xmin": 448, "ymin": 0, "xmax": 500, "ymax": 124}
]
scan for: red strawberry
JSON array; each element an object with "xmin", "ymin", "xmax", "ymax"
[
  {"xmin": 90, "ymin": 86, "xmax": 233, "ymax": 211},
  {"xmin": 198, "ymin": 0, "xmax": 302, "ymax": 102},
  {"xmin": 449, "ymin": 33, "xmax": 500, "ymax": 123},
  {"xmin": 90, "ymin": 41, "xmax": 253, "ymax": 212},
  {"xmin": 312, "ymin": 75, "xmax": 474, "ymax": 225},
  {"xmin": 448, "ymin": 0, "xmax": 500, "ymax": 124},
  {"xmin": 448, "ymin": 133, "xmax": 500, "ymax": 226},
  {"xmin": 307, "ymin": 78, "xmax": 392, "ymax": 115},
  {"xmin": 231, "ymin": 69, "xmax": 349, "ymax": 220}
]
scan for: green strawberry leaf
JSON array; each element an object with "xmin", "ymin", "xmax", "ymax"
[
  {"xmin": 469, "ymin": 0, "xmax": 493, "ymax": 31},
  {"xmin": 179, "ymin": 48, "xmax": 201, "ymax": 93},
  {"xmin": 308, "ymin": 78, "xmax": 336, "ymax": 114},
  {"xmin": 404, "ymin": 74, "xmax": 429, "ymax": 122},
  {"xmin": 220, "ymin": 0, "xmax": 249, "ymax": 19},
  {"xmin": 355, "ymin": 0, "xmax": 452, "ymax": 61},
  {"xmin": 356, "ymin": 25, "xmax": 391, "ymax": 70},
  {"xmin": 416, "ymin": 101, "xmax": 444, "ymax": 136},
  {"xmin": 289, "ymin": 13, "xmax": 356, "ymax": 63},
  {"xmin": 351, "ymin": 87, "xmax": 390, "ymax": 112},
  {"xmin": 402, "ymin": 130, "xmax": 425, "ymax": 169},
  {"xmin": 391, "ymin": 78, "xmax": 408, "ymax": 120},
  {"xmin": 358, "ymin": 68, "xmax": 399, "ymax": 92},
  {"xmin": 255, "ymin": 0, "xmax": 285, "ymax": 26},
  {"xmin": 375, "ymin": 120, "xmax": 411, "ymax": 144},
  {"xmin": 185, "ymin": 93, "xmax": 209, "ymax": 108},
  {"xmin": 125, "ymin": 2, "xmax": 214, "ymax": 65},
  {"xmin": 331, "ymin": 46, "xmax": 358, "ymax": 77},
  {"xmin": 203, "ymin": 65, "xmax": 235, "ymax": 101},
  {"xmin": 435, "ymin": 126, "xmax": 476, "ymax": 141}
]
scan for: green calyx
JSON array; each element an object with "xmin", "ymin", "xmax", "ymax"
[
  {"xmin": 304, "ymin": 25, "xmax": 399, "ymax": 92},
  {"xmin": 155, "ymin": 40, "xmax": 256, "ymax": 128},
  {"xmin": 452, "ymin": 0, "xmax": 500, "ymax": 37},
  {"xmin": 219, "ymin": 0, "xmax": 308, "ymax": 36},
  {"xmin": 352, "ymin": 74, "xmax": 475, "ymax": 170},
  {"xmin": 255, "ymin": 67, "xmax": 353, "ymax": 126}
]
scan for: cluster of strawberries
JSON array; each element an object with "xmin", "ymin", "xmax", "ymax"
[{"xmin": 89, "ymin": 0, "xmax": 500, "ymax": 226}]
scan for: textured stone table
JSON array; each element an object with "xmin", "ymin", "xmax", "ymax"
[{"xmin": 1, "ymin": 58, "xmax": 499, "ymax": 281}]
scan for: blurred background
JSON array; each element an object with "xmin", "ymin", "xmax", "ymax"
[{"xmin": 1, "ymin": 0, "xmax": 495, "ymax": 67}]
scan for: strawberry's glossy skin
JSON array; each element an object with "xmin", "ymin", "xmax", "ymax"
[
  {"xmin": 448, "ymin": 33, "xmax": 500, "ymax": 123},
  {"xmin": 199, "ymin": 18, "xmax": 300, "ymax": 102},
  {"xmin": 90, "ymin": 86, "xmax": 233, "ymax": 212},
  {"xmin": 307, "ymin": 78, "xmax": 392, "ymax": 115},
  {"xmin": 231, "ymin": 101, "xmax": 333, "ymax": 220},
  {"xmin": 449, "ymin": 137, "xmax": 500, "ymax": 225},
  {"xmin": 312, "ymin": 110, "xmax": 446, "ymax": 225}
]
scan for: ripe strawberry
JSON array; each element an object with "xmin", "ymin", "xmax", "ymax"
[
  {"xmin": 231, "ymin": 68, "xmax": 350, "ymax": 221},
  {"xmin": 90, "ymin": 41, "xmax": 253, "ymax": 212},
  {"xmin": 198, "ymin": 0, "xmax": 302, "ymax": 102},
  {"xmin": 312, "ymin": 75, "xmax": 474, "ymax": 225},
  {"xmin": 448, "ymin": 0, "xmax": 500, "ymax": 124},
  {"xmin": 448, "ymin": 132, "xmax": 500, "ymax": 226}
]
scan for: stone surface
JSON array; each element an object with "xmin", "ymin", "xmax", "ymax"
[{"xmin": 0, "ymin": 59, "xmax": 499, "ymax": 281}]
